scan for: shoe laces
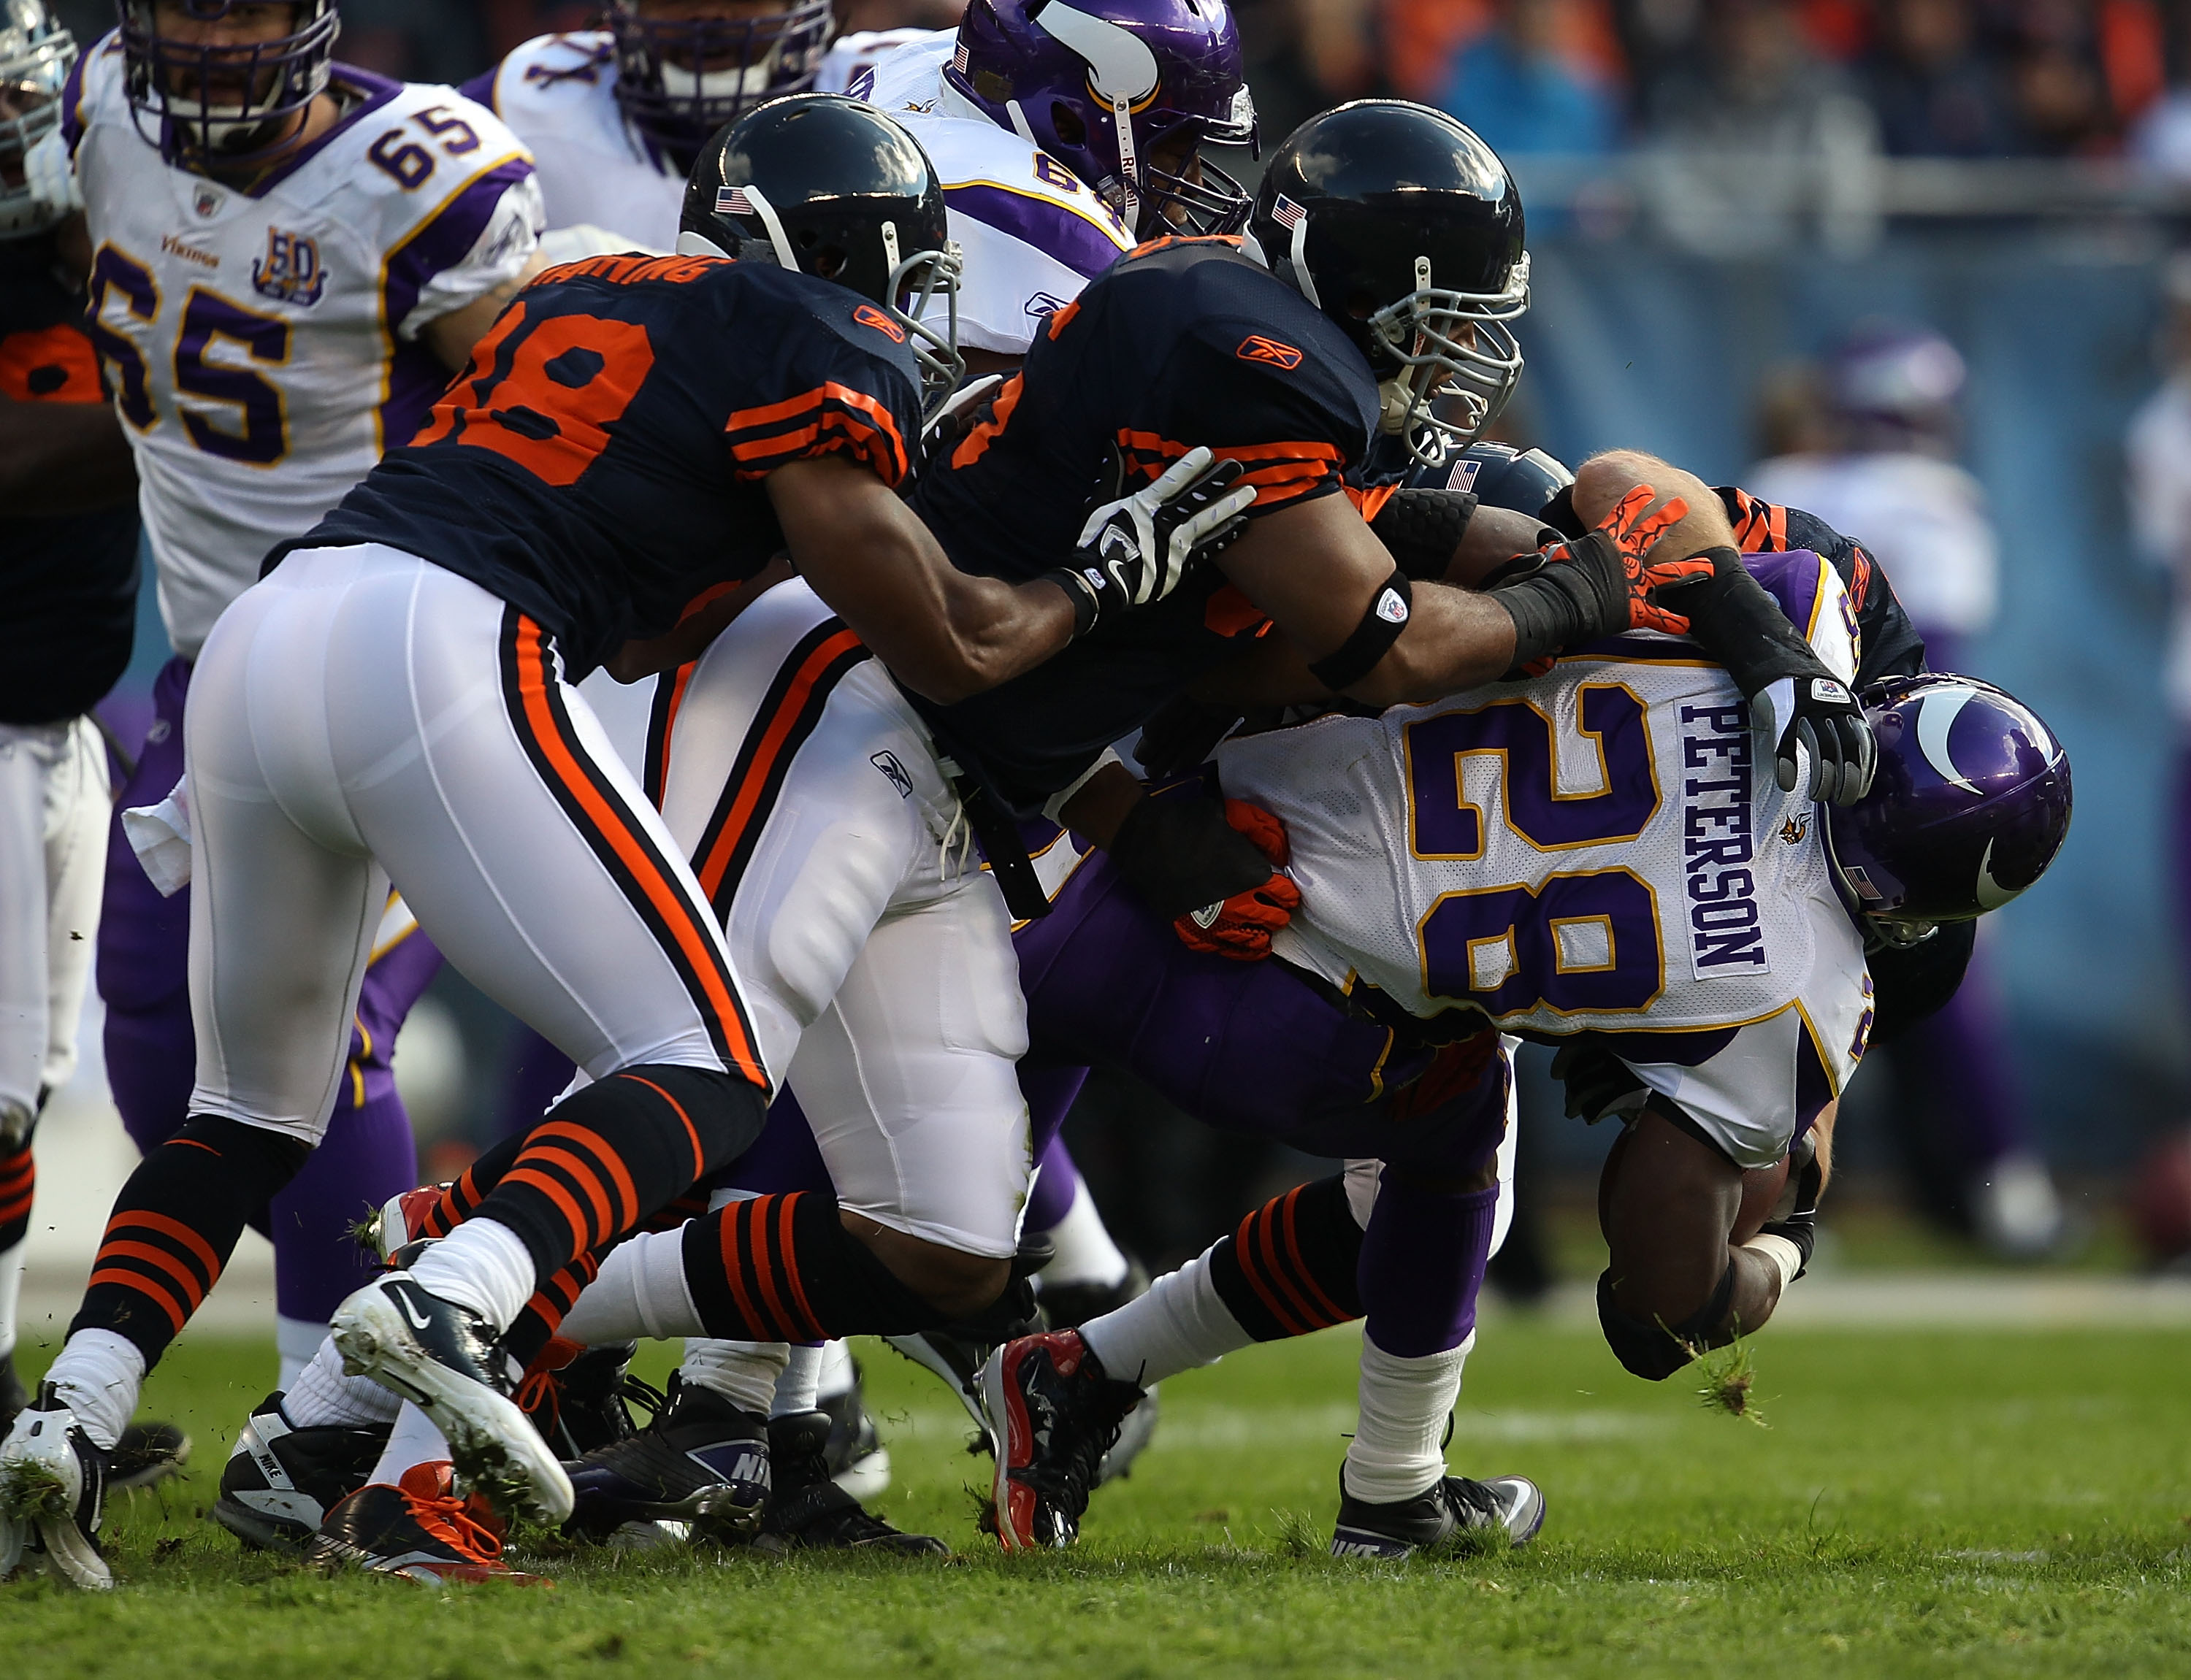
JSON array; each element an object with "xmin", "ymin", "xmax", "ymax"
[
  {"xmin": 620, "ymin": 1374, "xmax": 669, "ymax": 1424},
  {"xmin": 1438, "ymin": 1476, "xmax": 1504, "ymax": 1530},
  {"xmin": 397, "ymin": 1466, "xmax": 505, "ymax": 1563}
]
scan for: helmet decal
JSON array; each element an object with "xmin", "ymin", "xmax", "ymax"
[
  {"xmin": 1973, "ymin": 838, "xmax": 2019, "ymax": 911},
  {"xmin": 1913, "ymin": 683, "xmax": 1982, "ymax": 794},
  {"xmin": 1034, "ymin": 4, "xmax": 1160, "ymax": 104}
]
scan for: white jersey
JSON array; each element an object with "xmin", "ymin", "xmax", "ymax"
[
  {"xmin": 848, "ymin": 30, "xmax": 1131, "ymax": 356},
  {"xmin": 1747, "ymin": 450, "xmax": 1997, "ymax": 643},
  {"xmin": 64, "ymin": 34, "xmax": 542, "ymax": 659},
  {"xmin": 468, "ymin": 33, "xmax": 679, "ymax": 253},
  {"xmin": 816, "ymin": 28, "xmax": 940, "ymax": 94},
  {"xmin": 1216, "ymin": 551, "xmax": 1871, "ymax": 1168},
  {"xmin": 2125, "ymin": 373, "xmax": 2191, "ymax": 722}
]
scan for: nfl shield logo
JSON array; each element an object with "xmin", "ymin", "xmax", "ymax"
[{"xmin": 193, "ymin": 184, "xmax": 223, "ymax": 218}]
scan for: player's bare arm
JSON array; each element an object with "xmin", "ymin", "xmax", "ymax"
[
  {"xmin": 0, "ymin": 391, "xmax": 135, "ymax": 513},
  {"xmin": 421, "ymin": 252, "xmax": 549, "ymax": 370}
]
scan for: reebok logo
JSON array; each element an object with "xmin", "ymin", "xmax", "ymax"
[
  {"xmin": 852, "ymin": 303, "xmax": 906, "ymax": 342},
  {"xmin": 871, "ymin": 751, "xmax": 914, "ymax": 798},
  {"xmin": 1236, "ymin": 334, "xmax": 1303, "ymax": 370}
]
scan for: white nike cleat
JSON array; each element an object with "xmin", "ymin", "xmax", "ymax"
[
  {"xmin": 329, "ymin": 1275, "xmax": 573, "ymax": 1526},
  {"xmin": 0, "ymin": 1386, "xmax": 112, "ymax": 1589}
]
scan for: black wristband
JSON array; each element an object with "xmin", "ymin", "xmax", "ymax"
[
  {"xmin": 1369, "ymin": 488, "xmax": 1478, "ymax": 580},
  {"xmin": 1490, "ymin": 564, "xmax": 1593, "ymax": 666},
  {"xmin": 1307, "ymin": 568, "xmax": 1413, "ymax": 692},
  {"xmin": 1039, "ymin": 567, "xmax": 1101, "ymax": 638}
]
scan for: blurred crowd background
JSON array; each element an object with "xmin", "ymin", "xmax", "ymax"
[{"xmin": 50, "ymin": 0, "xmax": 2191, "ymax": 1282}]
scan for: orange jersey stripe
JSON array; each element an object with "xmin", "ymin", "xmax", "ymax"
[
  {"xmin": 1233, "ymin": 1210, "xmax": 1308, "ymax": 1336},
  {"xmin": 622, "ymin": 1075, "xmax": 707, "ymax": 1183},
  {"xmin": 93, "ymin": 1242, "xmax": 209, "ymax": 1308},
  {"xmin": 716, "ymin": 1200, "xmax": 767, "ymax": 1337},
  {"xmin": 514, "ymin": 1145, "xmax": 613, "ymax": 1249},
  {"xmin": 774, "ymin": 1192, "xmax": 822, "ymax": 1341},
  {"xmin": 1277, "ymin": 1192, "xmax": 1347, "ymax": 1325},
  {"xmin": 86, "ymin": 1267, "xmax": 188, "ymax": 1335},
  {"xmin": 502, "ymin": 1165, "xmax": 595, "ymax": 1262},
  {"xmin": 107, "ymin": 1208, "xmax": 223, "ymax": 1277},
  {"xmin": 533, "ymin": 1119, "xmax": 640, "ymax": 1231}
]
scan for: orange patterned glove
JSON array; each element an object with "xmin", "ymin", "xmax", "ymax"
[{"xmin": 1174, "ymin": 799, "xmax": 1300, "ymax": 961}]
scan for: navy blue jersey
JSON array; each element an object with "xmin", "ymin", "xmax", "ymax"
[
  {"xmin": 0, "ymin": 231, "xmax": 138, "ymax": 725},
  {"xmin": 1719, "ymin": 486, "xmax": 1926, "ymax": 686},
  {"xmin": 286, "ymin": 253, "xmax": 924, "ymax": 679},
  {"xmin": 909, "ymin": 237, "xmax": 1382, "ymax": 814}
]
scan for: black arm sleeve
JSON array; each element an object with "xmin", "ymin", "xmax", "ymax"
[{"xmin": 1368, "ymin": 488, "xmax": 1480, "ymax": 580}]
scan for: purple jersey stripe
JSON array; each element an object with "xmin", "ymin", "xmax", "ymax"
[
  {"xmin": 243, "ymin": 64, "xmax": 405, "ymax": 199},
  {"xmin": 382, "ymin": 155, "xmax": 534, "ymax": 339},
  {"xmin": 944, "ymin": 181, "xmax": 1125, "ymax": 280},
  {"xmin": 458, "ymin": 65, "xmax": 498, "ymax": 112},
  {"xmin": 59, "ymin": 28, "xmax": 109, "ymax": 153}
]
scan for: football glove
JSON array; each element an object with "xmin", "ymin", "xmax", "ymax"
[
  {"xmin": 1045, "ymin": 447, "xmax": 1255, "ymax": 637},
  {"xmin": 1491, "ymin": 485, "xmax": 1716, "ymax": 663},
  {"xmin": 23, "ymin": 127, "xmax": 82, "ymax": 223},
  {"xmin": 1751, "ymin": 672, "xmax": 1875, "ymax": 805},
  {"xmin": 1651, "ymin": 545, "xmax": 1876, "ymax": 805},
  {"xmin": 1107, "ymin": 789, "xmax": 1287, "ymax": 922},
  {"xmin": 1174, "ymin": 799, "xmax": 1299, "ymax": 962}
]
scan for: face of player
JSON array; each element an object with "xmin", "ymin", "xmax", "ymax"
[
  {"xmin": 150, "ymin": 1, "xmax": 302, "ymax": 115},
  {"xmin": 0, "ymin": 80, "xmax": 54, "ymax": 191},
  {"xmin": 637, "ymin": 0, "xmax": 797, "ymax": 77}
]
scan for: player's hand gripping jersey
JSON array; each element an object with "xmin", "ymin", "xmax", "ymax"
[
  {"xmin": 61, "ymin": 31, "xmax": 542, "ymax": 659},
  {"xmin": 844, "ymin": 29, "xmax": 1132, "ymax": 358},
  {"xmin": 293, "ymin": 253, "xmax": 926, "ymax": 679},
  {"xmin": 1217, "ymin": 548, "xmax": 1873, "ymax": 1168},
  {"xmin": 911, "ymin": 236, "xmax": 1380, "ymax": 813}
]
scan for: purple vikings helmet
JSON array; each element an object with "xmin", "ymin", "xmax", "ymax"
[
  {"xmin": 1824, "ymin": 674, "xmax": 2070, "ymax": 934},
  {"xmin": 946, "ymin": 0, "xmax": 1258, "ymax": 238},
  {"xmin": 608, "ymin": 0, "xmax": 833, "ymax": 156},
  {"xmin": 1, "ymin": 0, "xmax": 75, "ymax": 237},
  {"xmin": 119, "ymin": 0, "xmax": 341, "ymax": 169},
  {"xmin": 1827, "ymin": 317, "xmax": 1966, "ymax": 457}
]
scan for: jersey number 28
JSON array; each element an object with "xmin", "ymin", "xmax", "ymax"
[{"xmin": 1406, "ymin": 686, "xmax": 1666, "ymax": 1019}]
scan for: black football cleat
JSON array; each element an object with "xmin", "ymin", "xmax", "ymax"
[
  {"xmin": 329, "ymin": 1272, "xmax": 572, "ymax": 1524},
  {"xmin": 516, "ymin": 1341, "xmax": 647, "ymax": 1462},
  {"xmin": 107, "ymin": 1420, "xmax": 192, "ymax": 1493},
  {"xmin": 0, "ymin": 1384, "xmax": 110, "ymax": 1589},
  {"xmin": 307, "ymin": 1462, "xmax": 546, "ymax": 1587},
  {"xmin": 756, "ymin": 1409, "xmax": 944, "ymax": 1557},
  {"xmin": 213, "ymin": 1392, "xmax": 387, "ymax": 1552},
  {"xmin": 1329, "ymin": 1470, "xmax": 1546, "ymax": 1560},
  {"xmin": 816, "ymin": 1357, "xmax": 891, "ymax": 1500},
  {"xmin": 1036, "ymin": 1262, "xmax": 1160, "ymax": 1487},
  {"xmin": 0, "ymin": 1351, "xmax": 26, "ymax": 1430},
  {"xmin": 884, "ymin": 1326, "xmax": 992, "ymax": 1436},
  {"xmin": 564, "ymin": 1374, "xmax": 769, "ymax": 1542},
  {"xmin": 979, "ymin": 1330, "xmax": 1144, "ymax": 1551}
]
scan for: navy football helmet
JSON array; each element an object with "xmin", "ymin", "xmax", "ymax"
[
  {"xmin": 947, "ymin": 0, "xmax": 1257, "ymax": 238},
  {"xmin": 1824, "ymin": 673, "xmax": 2070, "ymax": 936},
  {"xmin": 1249, "ymin": 101, "xmax": 1528, "ymax": 470},
  {"xmin": 681, "ymin": 95, "xmax": 964, "ymax": 420},
  {"xmin": 0, "ymin": 0, "xmax": 73, "ymax": 237},
  {"xmin": 608, "ymin": 0, "xmax": 833, "ymax": 158},
  {"xmin": 118, "ymin": 0, "xmax": 340, "ymax": 169}
]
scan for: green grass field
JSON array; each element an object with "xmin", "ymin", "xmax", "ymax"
[{"xmin": 7, "ymin": 1321, "xmax": 2190, "ymax": 1678}]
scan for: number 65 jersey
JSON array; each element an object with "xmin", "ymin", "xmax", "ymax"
[
  {"xmin": 62, "ymin": 34, "xmax": 543, "ymax": 659},
  {"xmin": 1216, "ymin": 549, "xmax": 1873, "ymax": 1168}
]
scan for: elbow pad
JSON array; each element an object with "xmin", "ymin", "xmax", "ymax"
[{"xmin": 1369, "ymin": 488, "xmax": 1479, "ymax": 580}]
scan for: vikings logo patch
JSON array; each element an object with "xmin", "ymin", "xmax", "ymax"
[
  {"xmin": 251, "ymin": 228, "xmax": 325, "ymax": 307},
  {"xmin": 1778, "ymin": 813, "xmax": 1809, "ymax": 845}
]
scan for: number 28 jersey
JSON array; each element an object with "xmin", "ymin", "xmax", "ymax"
[
  {"xmin": 64, "ymin": 33, "xmax": 543, "ymax": 659},
  {"xmin": 1215, "ymin": 549, "xmax": 1873, "ymax": 1167}
]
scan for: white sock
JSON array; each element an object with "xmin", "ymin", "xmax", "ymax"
[
  {"xmin": 405, "ymin": 1216, "xmax": 539, "ymax": 1332},
  {"xmin": 284, "ymin": 1335, "xmax": 400, "ymax": 1429},
  {"xmin": 814, "ymin": 1338, "xmax": 855, "ymax": 1403},
  {"xmin": 1342, "ymin": 1332, "xmax": 1472, "ymax": 1506},
  {"xmin": 0, "ymin": 1232, "xmax": 24, "ymax": 1363},
  {"xmin": 1035, "ymin": 1185, "xmax": 1129, "ymax": 1291},
  {"xmin": 558, "ymin": 1227, "xmax": 704, "ymax": 1344},
  {"xmin": 773, "ymin": 1343, "xmax": 824, "ymax": 1416},
  {"xmin": 39, "ymin": 1329, "xmax": 146, "ymax": 1450},
  {"xmin": 275, "ymin": 1313, "xmax": 326, "ymax": 1392},
  {"xmin": 365, "ymin": 1401, "xmax": 451, "ymax": 1489},
  {"xmin": 679, "ymin": 1339, "xmax": 785, "ymax": 1414},
  {"xmin": 1078, "ymin": 1250, "xmax": 1249, "ymax": 1387}
]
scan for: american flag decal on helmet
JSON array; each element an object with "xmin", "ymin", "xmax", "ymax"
[
  {"xmin": 1272, "ymin": 194, "xmax": 1307, "ymax": 231},
  {"xmin": 716, "ymin": 186, "xmax": 755, "ymax": 216},
  {"xmin": 953, "ymin": 41, "xmax": 968, "ymax": 73}
]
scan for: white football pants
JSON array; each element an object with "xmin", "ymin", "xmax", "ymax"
[
  {"xmin": 642, "ymin": 578, "xmax": 1032, "ymax": 1257},
  {"xmin": 0, "ymin": 716, "xmax": 110, "ymax": 1127},
  {"xmin": 182, "ymin": 544, "xmax": 764, "ymax": 1144}
]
